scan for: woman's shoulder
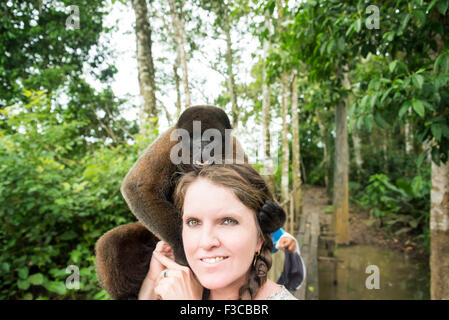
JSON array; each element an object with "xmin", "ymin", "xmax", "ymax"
[
  {"xmin": 256, "ymin": 280, "xmax": 298, "ymax": 300},
  {"xmin": 264, "ymin": 285, "xmax": 297, "ymax": 300}
]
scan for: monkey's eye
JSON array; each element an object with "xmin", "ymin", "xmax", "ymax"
[
  {"xmin": 222, "ymin": 217, "xmax": 238, "ymax": 225},
  {"xmin": 186, "ymin": 218, "xmax": 200, "ymax": 227}
]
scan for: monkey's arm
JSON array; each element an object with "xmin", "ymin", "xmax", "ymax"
[{"xmin": 120, "ymin": 128, "xmax": 186, "ymax": 265}]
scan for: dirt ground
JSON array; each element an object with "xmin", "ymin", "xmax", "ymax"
[{"xmin": 301, "ymin": 185, "xmax": 428, "ymax": 258}]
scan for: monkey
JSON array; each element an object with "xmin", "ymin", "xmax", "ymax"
[{"xmin": 95, "ymin": 105, "xmax": 247, "ymax": 299}]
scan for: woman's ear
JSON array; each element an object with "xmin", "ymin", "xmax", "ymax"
[{"xmin": 257, "ymin": 235, "xmax": 263, "ymax": 252}]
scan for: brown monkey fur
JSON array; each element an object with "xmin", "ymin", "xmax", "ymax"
[{"xmin": 95, "ymin": 105, "xmax": 247, "ymax": 299}]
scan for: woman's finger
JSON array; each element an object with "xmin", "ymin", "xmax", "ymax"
[{"xmin": 153, "ymin": 251, "xmax": 185, "ymax": 271}]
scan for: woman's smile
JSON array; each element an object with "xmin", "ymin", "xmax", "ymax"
[{"xmin": 200, "ymin": 256, "xmax": 229, "ymax": 264}]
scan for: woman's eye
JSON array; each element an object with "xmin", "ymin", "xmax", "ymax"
[
  {"xmin": 222, "ymin": 217, "xmax": 238, "ymax": 225},
  {"xmin": 186, "ymin": 218, "xmax": 199, "ymax": 227}
]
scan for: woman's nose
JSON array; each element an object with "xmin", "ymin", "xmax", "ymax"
[{"xmin": 198, "ymin": 226, "xmax": 220, "ymax": 249}]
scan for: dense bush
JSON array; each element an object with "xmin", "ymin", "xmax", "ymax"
[
  {"xmin": 0, "ymin": 91, "xmax": 140, "ymax": 299},
  {"xmin": 353, "ymin": 171, "xmax": 431, "ymax": 250}
]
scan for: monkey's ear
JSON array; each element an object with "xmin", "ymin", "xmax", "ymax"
[{"xmin": 95, "ymin": 222, "xmax": 159, "ymax": 300}]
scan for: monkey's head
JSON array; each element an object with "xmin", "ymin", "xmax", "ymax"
[{"xmin": 175, "ymin": 105, "xmax": 235, "ymax": 171}]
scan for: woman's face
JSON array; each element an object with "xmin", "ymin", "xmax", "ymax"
[{"xmin": 181, "ymin": 178, "xmax": 263, "ymax": 291}]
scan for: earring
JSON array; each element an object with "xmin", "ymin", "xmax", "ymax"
[{"xmin": 253, "ymin": 250, "xmax": 260, "ymax": 267}]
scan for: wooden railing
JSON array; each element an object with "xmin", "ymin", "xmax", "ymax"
[{"xmin": 279, "ymin": 187, "xmax": 300, "ymax": 236}]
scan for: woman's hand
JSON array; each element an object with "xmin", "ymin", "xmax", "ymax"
[
  {"xmin": 139, "ymin": 241, "xmax": 175, "ymax": 300},
  {"xmin": 278, "ymin": 236, "xmax": 296, "ymax": 252},
  {"xmin": 147, "ymin": 241, "xmax": 175, "ymax": 282},
  {"xmin": 152, "ymin": 250, "xmax": 203, "ymax": 300}
]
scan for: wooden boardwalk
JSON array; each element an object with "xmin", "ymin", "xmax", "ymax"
[
  {"xmin": 294, "ymin": 209, "xmax": 320, "ymax": 300},
  {"xmin": 281, "ymin": 186, "xmax": 336, "ymax": 300}
]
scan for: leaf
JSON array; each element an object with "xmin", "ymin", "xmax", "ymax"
[
  {"xmin": 45, "ymin": 281, "xmax": 67, "ymax": 295},
  {"xmin": 380, "ymin": 88, "xmax": 393, "ymax": 104},
  {"xmin": 409, "ymin": 219, "xmax": 419, "ymax": 229},
  {"xmin": 60, "ymin": 230, "xmax": 77, "ymax": 241},
  {"xmin": 398, "ymin": 13, "xmax": 411, "ymax": 35},
  {"xmin": 337, "ymin": 37, "xmax": 345, "ymax": 52},
  {"xmin": 416, "ymin": 151, "xmax": 426, "ymax": 168},
  {"xmin": 412, "ymin": 8, "xmax": 426, "ymax": 24},
  {"xmin": 411, "ymin": 176, "xmax": 423, "ymax": 196},
  {"xmin": 365, "ymin": 114, "xmax": 373, "ymax": 131},
  {"xmin": 355, "ymin": 18, "xmax": 362, "ymax": 33},
  {"xmin": 1, "ymin": 262, "xmax": 10, "ymax": 273},
  {"xmin": 427, "ymin": 0, "xmax": 439, "ymax": 12},
  {"xmin": 437, "ymin": 0, "xmax": 449, "ymax": 14},
  {"xmin": 18, "ymin": 267, "xmax": 29, "ymax": 279},
  {"xmin": 29, "ymin": 273, "xmax": 45, "ymax": 285},
  {"xmin": 395, "ymin": 227, "xmax": 412, "ymax": 235},
  {"xmin": 396, "ymin": 178, "xmax": 413, "ymax": 197},
  {"xmin": 389, "ymin": 60, "xmax": 398, "ymax": 73},
  {"xmin": 412, "ymin": 99, "xmax": 425, "ymax": 117},
  {"xmin": 441, "ymin": 124, "xmax": 449, "ymax": 139},
  {"xmin": 327, "ymin": 39, "xmax": 335, "ymax": 55},
  {"xmin": 434, "ymin": 51, "xmax": 449, "ymax": 72},
  {"xmin": 17, "ymin": 279, "xmax": 30, "ymax": 290},
  {"xmin": 412, "ymin": 74, "xmax": 424, "ymax": 90},
  {"xmin": 431, "ymin": 123, "xmax": 442, "ymax": 141},
  {"xmin": 374, "ymin": 113, "xmax": 388, "ymax": 129},
  {"xmin": 399, "ymin": 101, "xmax": 411, "ymax": 118}
]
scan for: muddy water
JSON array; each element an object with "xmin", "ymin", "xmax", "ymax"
[{"xmin": 318, "ymin": 244, "xmax": 430, "ymax": 300}]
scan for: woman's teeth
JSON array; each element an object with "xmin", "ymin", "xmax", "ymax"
[{"xmin": 201, "ymin": 257, "xmax": 227, "ymax": 264}]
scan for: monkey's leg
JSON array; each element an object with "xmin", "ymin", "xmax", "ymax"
[{"xmin": 95, "ymin": 222, "xmax": 159, "ymax": 300}]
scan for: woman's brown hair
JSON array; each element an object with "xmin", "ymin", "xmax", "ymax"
[{"xmin": 173, "ymin": 163, "xmax": 283, "ymax": 300}]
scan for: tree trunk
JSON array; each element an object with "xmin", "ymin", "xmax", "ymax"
[
  {"xmin": 261, "ymin": 11, "xmax": 276, "ymax": 195},
  {"xmin": 332, "ymin": 72, "xmax": 350, "ymax": 244},
  {"xmin": 280, "ymin": 71, "xmax": 289, "ymax": 202},
  {"xmin": 405, "ymin": 115, "xmax": 414, "ymax": 154},
  {"xmin": 291, "ymin": 70, "xmax": 302, "ymax": 231},
  {"xmin": 430, "ymin": 156, "xmax": 449, "ymax": 299},
  {"xmin": 316, "ymin": 109, "xmax": 330, "ymax": 192},
  {"xmin": 223, "ymin": 11, "xmax": 239, "ymax": 129},
  {"xmin": 169, "ymin": 0, "xmax": 191, "ymax": 108},
  {"xmin": 277, "ymin": 0, "xmax": 289, "ymax": 202},
  {"xmin": 429, "ymin": 33, "xmax": 447, "ymax": 299},
  {"xmin": 173, "ymin": 52, "xmax": 182, "ymax": 116},
  {"xmin": 383, "ymin": 130, "xmax": 388, "ymax": 173},
  {"xmin": 351, "ymin": 127, "xmax": 363, "ymax": 179},
  {"xmin": 132, "ymin": 0, "xmax": 158, "ymax": 137}
]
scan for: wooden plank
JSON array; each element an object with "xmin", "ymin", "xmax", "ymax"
[
  {"xmin": 318, "ymin": 256, "xmax": 344, "ymax": 263},
  {"xmin": 295, "ymin": 212, "xmax": 309, "ymax": 300},
  {"xmin": 289, "ymin": 197, "xmax": 294, "ymax": 235},
  {"xmin": 306, "ymin": 211, "xmax": 319, "ymax": 300}
]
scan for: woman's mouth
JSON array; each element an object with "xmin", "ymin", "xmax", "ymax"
[{"xmin": 200, "ymin": 256, "xmax": 229, "ymax": 264}]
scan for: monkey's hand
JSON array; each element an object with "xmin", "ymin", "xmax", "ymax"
[
  {"xmin": 278, "ymin": 236, "xmax": 296, "ymax": 252},
  {"xmin": 153, "ymin": 251, "xmax": 203, "ymax": 300}
]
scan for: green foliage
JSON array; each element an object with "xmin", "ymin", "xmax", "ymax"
[
  {"xmin": 0, "ymin": 0, "xmax": 112, "ymax": 106},
  {"xmin": 355, "ymin": 172, "xmax": 430, "ymax": 243},
  {"xmin": 0, "ymin": 91, "xmax": 138, "ymax": 299}
]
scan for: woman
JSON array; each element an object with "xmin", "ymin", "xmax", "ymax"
[{"xmin": 138, "ymin": 164, "xmax": 297, "ymax": 300}]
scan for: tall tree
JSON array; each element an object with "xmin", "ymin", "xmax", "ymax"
[
  {"xmin": 132, "ymin": 0, "xmax": 158, "ymax": 137},
  {"xmin": 223, "ymin": 6, "xmax": 239, "ymax": 128},
  {"xmin": 196, "ymin": 0, "xmax": 244, "ymax": 127},
  {"xmin": 291, "ymin": 70, "xmax": 303, "ymax": 224},
  {"xmin": 261, "ymin": 9, "xmax": 276, "ymax": 193},
  {"xmin": 169, "ymin": 0, "xmax": 191, "ymax": 108},
  {"xmin": 430, "ymin": 155, "xmax": 449, "ymax": 299},
  {"xmin": 332, "ymin": 69, "xmax": 350, "ymax": 244},
  {"xmin": 276, "ymin": 0, "xmax": 290, "ymax": 202}
]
